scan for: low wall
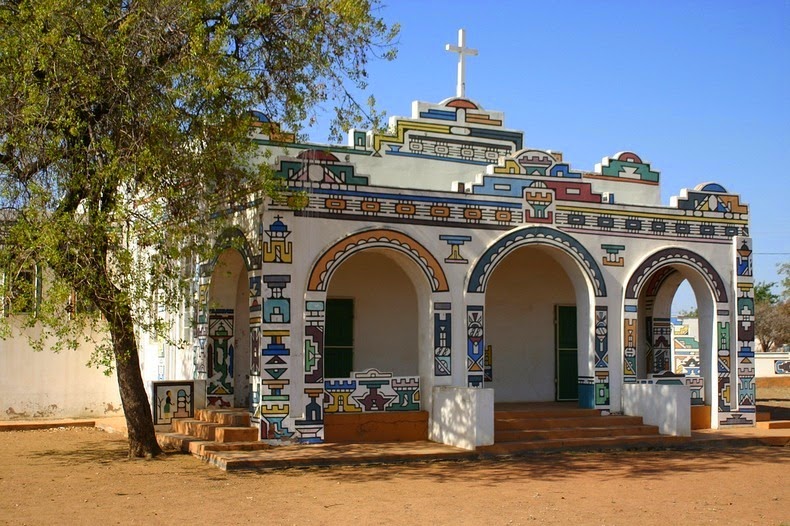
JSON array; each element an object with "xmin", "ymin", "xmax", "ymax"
[
  {"xmin": 0, "ymin": 329, "xmax": 122, "ymax": 420},
  {"xmin": 623, "ymin": 383, "xmax": 691, "ymax": 436},
  {"xmin": 430, "ymin": 386, "xmax": 494, "ymax": 450},
  {"xmin": 755, "ymin": 351, "xmax": 790, "ymax": 377}
]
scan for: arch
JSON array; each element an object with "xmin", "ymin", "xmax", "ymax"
[
  {"xmin": 201, "ymin": 227, "xmax": 255, "ymax": 276},
  {"xmin": 307, "ymin": 229, "xmax": 449, "ymax": 293},
  {"xmin": 467, "ymin": 226, "xmax": 607, "ymax": 296},
  {"xmin": 625, "ymin": 248, "xmax": 728, "ymax": 303}
]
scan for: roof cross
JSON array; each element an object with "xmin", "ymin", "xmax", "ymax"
[{"xmin": 445, "ymin": 29, "xmax": 478, "ymax": 98}]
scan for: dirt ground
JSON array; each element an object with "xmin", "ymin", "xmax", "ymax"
[{"xmin": 0, "ymin": 427, "xmax": 787, "ymax": 526}]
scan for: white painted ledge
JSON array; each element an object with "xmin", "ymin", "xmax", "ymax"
[
  {"xmin": 623, "ymin": 383, "xmax": 691, "ymax": 436},
  {"xmin": 430, "ymin": 386, "xmax": 494, "ymax": 450}
]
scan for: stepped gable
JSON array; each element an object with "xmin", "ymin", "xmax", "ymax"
[
  {"xmin": 249, "ymin": 110, "xmax": 296, "ymax": 143},
  {"xmin": 671, "ymin": 182, "xmax": 748, "ymax": 214},
  {"xmin": 468, "ymin": 147, "xmax": 603, "ymax": 205},
  {"xmin": 368, "ymin": 97, "xmax": 524, "ymax": 165},
  {"xmin": 271, "ymin": 148, "xmax": 370, "ymax": 186},
  {"xmin": 591, "ymin": 151, "xmax": 660, "ymax": 185}
]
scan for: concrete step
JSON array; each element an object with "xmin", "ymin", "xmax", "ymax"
[
  {"xmin": 757, "ymin": 420, "xmax": 790, "ymax": 429},
  {"xmin": 193, "ymin": 422, "xmax": 224, "ymax": 440},
  {"xmin": 494, "ymin": 408, "xmax": 600, "ymax": 420},
  {"xmin": 478, "ymin": 434, "xmax": 690, "ymax": 456},
  {"xmin": 172, "ymin": 419, "xmax": 202, "ymax": 435},
  {"xmin": 195, "ymin": 408, "xmax": 250, "ymax": 424},
  {"xmin": 215, "ymin": 426, "xmax": 258, "ymax": 443},
  {"xmin": 495, "ymin": 415, "xmax": 645, "ymax": 431},
  {"xmin": 756, "ymin": 411, "xmax": 772, "ymax": 422},
  {"xmin": 495, "ymin": 424, "xmax": 660, "ymax": 442}
]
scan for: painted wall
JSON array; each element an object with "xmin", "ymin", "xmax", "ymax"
[
  {"xmin": 0, "ymin": 322, "xmax": 122, "ymax": 420},
  {"xmin": 326, "ymin": 250, "xmax": 419, "ymax": 376},
  {"xmin": 485, "ymin": 247, "xmax": 575, "ymax": 401}
]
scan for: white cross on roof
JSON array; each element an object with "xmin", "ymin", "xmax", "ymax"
[{"xmin": 445, "ymin": 29, "xmax": 478, "ymax": 98}]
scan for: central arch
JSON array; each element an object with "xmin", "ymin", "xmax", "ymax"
[
  {"xmin": 467, "ymin": 226, "xmax": 606, "ymax": 296},
  {"xmin": 468, "ymin": 227, "xmax": 603, "ymax": 407}
]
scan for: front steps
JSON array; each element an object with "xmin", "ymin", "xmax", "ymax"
[
  {"xmin": 157, "ymin": 408, "xmax": 268, "ymax": 460},
  {"xmin": 478, "ymin": 404, "xmax": 689, "ymax": 456}
]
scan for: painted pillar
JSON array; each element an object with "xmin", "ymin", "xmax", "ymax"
[
  {"xmin": 193, "ymin": 273, "xmax": 210, "ymax": 380},
  {"xmin": 465, "ymin": 303, "xmax": 485, "ymax": 388},
  {"xmin": 593, "ymin": 304, "xmax": 611, "ymax": 408},
  {"xmin": 295, "ymin": 293, "xmax": 325, "ymax": 443},
  {"xmin": 257, "ymin": 214, "xmax": 296, "ymax": 439}
]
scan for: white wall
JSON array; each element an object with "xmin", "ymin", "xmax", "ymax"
[
  {"xmin": 485, "ymin": 247, "xmax": 575, "ymax": 401},
  {"xmin": 0, "ymin": 322, "xmax": 122, "ymax": 420},
  {"xmin": 623, "ymin": 383, "xmax": 691, "ymax": 436},
  {"xmin": 326, "ymin": 250, "xmax": 419, "ymax": 376},
  {"xmin": 756, "ymin": 351, "xmax": 790, "ymax": 377}
]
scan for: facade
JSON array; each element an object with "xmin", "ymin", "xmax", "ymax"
[
  {"xmin": 1, "ymin": 35, "xmax": 757, "ymax": 439},
  {"xmin": 171, "ymin": 85, "xmax": 756, "ymax": 443}
]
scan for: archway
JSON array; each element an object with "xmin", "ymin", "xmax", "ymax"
[
  {"xmin": 624, "ymin": 248, "xmax": 729, "ymax": 427},
  {"xmin": 485, "ymin": 245, "xmax": 595, "ymax": 403},
  {"xmin": 324, "ymin": 249, "xmax": 424, "ymax": 379},
  {"xmin": 468, "ymin": 227, "xmax": 600, "ymax": 406},
  {"xmin": 206, "ymin": 249, "xmax": 251, "ymax": 408}
]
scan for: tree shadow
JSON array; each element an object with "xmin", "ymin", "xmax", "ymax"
[{"xmin": 244, "ymin": 445, "xmax": 790, "ymax": 485}]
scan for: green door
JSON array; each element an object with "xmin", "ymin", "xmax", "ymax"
[
  {"xmin": 556, "ymin": 305, "xmax": 578, "ymax": 401},
  {"xmin": 325, "ymin": 298, "xmax": 354, "ymax": 378}
]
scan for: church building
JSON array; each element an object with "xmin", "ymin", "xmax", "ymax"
[{"xmin": 160, "ymin": 30, "xmax": 756, "ymax": 447}]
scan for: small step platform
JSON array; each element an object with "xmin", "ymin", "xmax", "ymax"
[{"xmin": 158, "ymin": 407, "xmax": 266, "ymax": 460}]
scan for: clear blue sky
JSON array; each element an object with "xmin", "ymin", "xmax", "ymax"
[{"xmin": 308, "ymin": 0, "xmax": 790, "ymax": 312}]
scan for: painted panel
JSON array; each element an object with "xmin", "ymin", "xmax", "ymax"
[{"xmin": 152, "ymin": 381, "xmax": 195, "ymax": 425}]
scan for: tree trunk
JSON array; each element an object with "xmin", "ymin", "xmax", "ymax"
[{"xmin": 107, "ymin": 304, "xmax": 163, "ymax": 458}]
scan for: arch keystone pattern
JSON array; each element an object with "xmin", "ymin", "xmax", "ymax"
[
  {"xmin": 467, "ymin": 226, "xmax": 607, "ymax": 296},
  {"xmin": 625, "ymin": 248, "xmax": 728, "ymax": 303},
  {"xmin": 307, "ymin": 229, "xmax": 449, "ymax": 293}
]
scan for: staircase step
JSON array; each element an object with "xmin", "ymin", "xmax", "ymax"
[
  {"xmin": 215, "ymin": 426, "xmax": 259, "ymax": 443},
  {"xmin": 194, "ymin": 422, "xmax": 224, "ymax": 440},
  {"xmin": 495, "ymin": 415, "xmax": 645, "ymax": 430},
  {"xmin": 172, "ymin": 419, "xmax": 201, "ymax": 435},
  {"xmin": 756, "ymin": 420, "xmax": 790, "ymax": 429},
  {"xmin": 478, "ymin": 434, "xmax": 690, "ymax": 455},
  {"xmin": 495, "ymin": 424, "xmax": 660, "ymax": 442},
  {"xmin": 494, "ymin": 408, "xmax": 600, "ymax": 420}
]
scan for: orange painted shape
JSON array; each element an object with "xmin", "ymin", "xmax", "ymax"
[
  {"xmin": 324, "ymin": 411, "xmax": 429, "ymax": 443},
  {"xmin": 307, "ymin": 229, "xmax": 449, "ymax": 292},
  {"xmin": 690, "ymin": 405, "xmax": 711, "ymax": 430},
  {"xmin": 463, "ymin": 208, "xmax": 482, "ymax": 220}
]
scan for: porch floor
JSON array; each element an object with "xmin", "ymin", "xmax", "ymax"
[{"xmin": 2, "ymin": 407, "xmax": 787, "ymax": 472}]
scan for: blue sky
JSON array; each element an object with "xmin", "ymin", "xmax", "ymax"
[{"xmin": 309, "ymin": 0, "xmax": 790, "ymax": 312}]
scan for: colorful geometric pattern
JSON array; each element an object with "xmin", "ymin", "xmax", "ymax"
[
  {"xmin": 295, "ymin": 298, "xmax": 326, "ymax": 443},
  {"xmin": 467, "ymin": 226, "xmax": 607, "ymax": 297},
  {"xmin": 433, "ymin": 303, "xmax": 452, "ymax": 377},
  {"xmin": 307, "ymin": 228, "xmax": 449, "ymax": 292},
  {"xmin": 324, "ymin": 369, "xmax": 420, "ymax": 413},
  {"xmin": 466, "ymin": 306, "xmax": 485, "ymax": 387},
  {"xmin": 625, "ymin": 248, "xmax": 728, "ymax": 303},
  {"xmin": 207, "ymin": 309, "xmax": 234, "ymax": 408}
]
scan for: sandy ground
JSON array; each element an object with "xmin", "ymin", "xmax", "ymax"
[{"xmin": 0, "ymin": 427, "xmax": 787, "ymax": 526}]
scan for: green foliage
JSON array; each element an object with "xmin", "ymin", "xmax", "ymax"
[
  {"xmin": 0, "ymin": 0, "xmax": 396, "ymax": 453},
  {"xmin": 676, "ymin": 307, "xmax": 698, "ymax": 318},
  {"xmin": 779, "ymin": 262, "xmax": 790, "ymax": 301},
  {"xmin": 0, "ymin": 0, "xmax": 396, "ymax": 351},
  {"xmin": 754, "ymin": 281, "xmax": 780, "ymax": 305}
]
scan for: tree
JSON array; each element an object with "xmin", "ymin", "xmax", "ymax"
[
  {"xmin": 754, "ymin": 278, "xmax": 790, "ymax": 352},
  {"xmin": 755, "ymin": 301, "xmax": 790, "ymax": 352},
  {"xmin": 0, "ymin": 0, "xmax": 397, "ymax": 457},
  {"xmin": 754, "ymin": 281, "xmax": 780, "ymax": 305}
]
